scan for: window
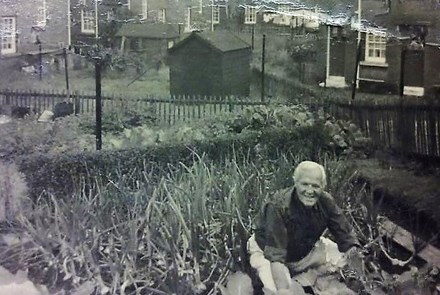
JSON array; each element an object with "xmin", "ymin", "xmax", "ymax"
[
  {"xmin": 37, "ymin": 0, "xmax": 47, "ymax": 27},
  {"xmin": 107, "ymin": 10, "xmax": 114, "ymax": 21},
  {"xmin": 141, "ymin": 0, "xmax": 148, "ymax": 19},
  {"xmin": 278, "ymin": 4, "xmax": 290, "ymax": 13},
  {"xmin": 158, "ymin": 8, "xmax": 166, "ymax": 23},
  {"xmin": 244, "ymin": 6, "xmax": 256, "ymax": 24},
  {"xmin": 212, "ymin": 5, "xmax": 220, "ymax": 24},
  {"xmin": 1, "ymin": 17, "xmax": 16, "ymax": 54},
  {"xmin": 81, "ymin": 10, "xmax": 95, "ymax": 34},
  {"xmin": 365, "ymin": 33, "xmax": 386, "ymax": 63},
  {"xmin": 331, "ymin": 26, "xmax": 339, "ymax": 37}
]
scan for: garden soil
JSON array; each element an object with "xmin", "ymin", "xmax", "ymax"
[{"xmin": 352, "ymin": 150, "xmax": 440, "ymax": 247}]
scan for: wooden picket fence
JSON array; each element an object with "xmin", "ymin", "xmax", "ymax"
[
  {"xmin": 259, "ymin": 69, "xmax": 440, "ymax": 159},
  {"xmin": 0, "ymin": 89, "xmax": 264, "ymax": 125},
  {"xmin": 324, "ymin": 101, "xmax": 440, "ymax": 158},
  {"xmin": 1, "ymin": 88, "xmax": 439, "ymax": 158}
]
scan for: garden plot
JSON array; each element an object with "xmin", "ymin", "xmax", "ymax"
[{"xmin": 1, "ymin": 104, "xmax": 440, "ymax": 294}]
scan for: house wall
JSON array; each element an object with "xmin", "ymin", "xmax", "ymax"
[
  {"xmin": 342, "ymin": 36, "xmax": 358, "ymax": 85},
  {"xmin": 186, "ymin": 4, "xmax": 226, "ymax": 31},
  {"xmin": 70, "ymin": 0, "xmax": 122, "ymax": 50},
  {"xmin": 384, "ymin": 41, "xmax": 401, "ymax": 90},
  {"xmin": 404, "ymin": 49, "xmax": 424, "ymax": 87},
  {"xmin": 169, "ymin": 39, "xmax": 222, "ymax": 96},
  {"xmin": 390, "ymin": 0, "xmax": 440, "ymax": 28},
  {"xmin": 121, "ymin": 37, "xmax": 173, "ymax": 61},
  {"xmin": 0, "ymin": 0, "xmax": 68, "ymax": 55},
  {"xmin": 424, "ymin": 44, "xmax": 440, "ymax": 96},
  {"xmin": 358, "ymin": 40, "xmax": 400, "ymax": 94},
  {"xmin": 221, "ymin": 48, "xmax": 251, "ymax": 96}
]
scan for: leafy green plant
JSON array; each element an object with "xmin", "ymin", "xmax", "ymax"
[
  {"xmin": 0, "ymin": 115, "xmax": 94, "ymax": 160},
  {"xmin": 77, "ymin": 101, "xmax": 158, "ymax": 135},
  {"xmin": 7, "ymin": 153, "xmax": 298, "ymax": 294}
]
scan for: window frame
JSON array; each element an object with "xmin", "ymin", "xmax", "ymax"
[
  {"xmin": 244, "ymin": 6, "xmax": 257, "ymax": 24},
  {"xmin": 212, "ymin": 5, "xmax": 220, "ymax": 24},
  {"xmin": 158, "ymin": 8, "xmax": 166, "ymax": 23},
  {"xmin": 81, "ymin": 9, "xmax": 95, "ymax": 34},
  {"xmin": 1, "ymin": 16, "xmax": 16, "ymax": 54},
  {"xmin": 365, "ymin": 33, "xmax": 387, "ymax": 63}
]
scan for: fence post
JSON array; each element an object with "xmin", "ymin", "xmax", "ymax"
[
  {"xmin": 428, "ymin": 108, "xmax": 437, "ymax": 156},
  {"xmin": 228, "ymin": 96, "xmax": 233, "ymax": 112},
  {"xmin": 5, "ymin": 89, "xmax": 10, "ymax": 105},
  {"xmin": 197, "ymin": 95, "xmax": 202, "ymax": 119}
]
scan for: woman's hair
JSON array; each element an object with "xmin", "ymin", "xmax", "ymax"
[{"xmin": 293, "ymin": 161, "xmax": 327, "ymax": 188}]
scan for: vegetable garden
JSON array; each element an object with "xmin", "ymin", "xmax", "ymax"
[{"xmin": 1, "ymin": 100, "xmax": 439, "ymax": 294}]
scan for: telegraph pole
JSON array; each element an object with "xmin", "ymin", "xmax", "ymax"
[
  {"xmin": 351, "ymin": 42, "xmax": 362, "ymax": 100},
  {"xmin": 37, "ymin": 37, "xmax": 42, "ymax": 81},
  {"xmin": 67, "ymin": 0, "xmax": 71, "ymax": 46},
  {"xmin": 95, "ymin": 58, "xmax": 102, "ymax": 150},
  {"xmin": 251, "ymin": 25, "xmax": 255, "ymax": 50},
  {"xmin": 261, "ymin": 34, "xmax": 266, "ymax": 103},
  {"xmin": 64, "ymin": 48, "xmax": 69, "ymax": 92},
  {"xmin": 95, "ymin": 0, "xmax": 99, "ymax": 41},
  {"xmin": 354, "ymin": 0, "xmax": 362, "ymax": 92}
]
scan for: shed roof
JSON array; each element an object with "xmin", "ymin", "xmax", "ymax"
[
  {"xmin": 115, "ymin": 23, "xmax": 179, "ymax": 39},
  {"xmin": 169, "ymin": 31, "xmax": 251, "ymax": 53}
]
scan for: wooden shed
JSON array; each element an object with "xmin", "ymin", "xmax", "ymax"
[
  {"xmin": 115, "ymin": 23, "xmax": 180, "ymax": 59},
  {"xmin": 167, "ymin": 30, "xmax": 251, "ymax": 96}
]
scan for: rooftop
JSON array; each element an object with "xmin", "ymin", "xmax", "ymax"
[{"xmin": 169, "ymin": 30, "xmax": 251, "ymax": 53}]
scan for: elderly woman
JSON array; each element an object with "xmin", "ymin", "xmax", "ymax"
[{"xmin": 248, "ymin": 161, "xmax": 362, "ymax": 294}]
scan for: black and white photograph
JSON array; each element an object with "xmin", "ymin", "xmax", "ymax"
[{"xmin": 0, "ymin": 0, "xmax": 440, "ymax": 294}]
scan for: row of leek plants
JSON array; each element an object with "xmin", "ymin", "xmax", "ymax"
[{"xmin": 2, "ymin": 151, "xmax": 372, "ymax": 295}]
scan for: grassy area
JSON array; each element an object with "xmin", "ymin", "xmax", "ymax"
[{"xmin": 0, "ymin": 63, "xmax": 171, "ymax": 98}]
